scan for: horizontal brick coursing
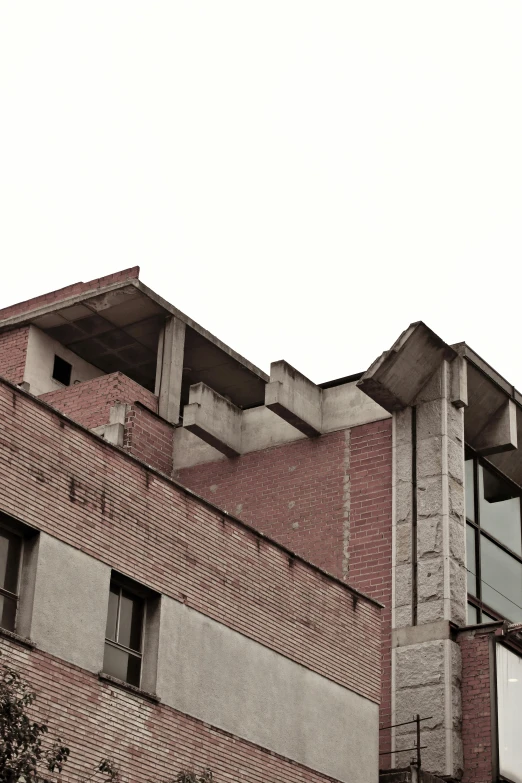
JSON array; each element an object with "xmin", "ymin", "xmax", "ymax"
[
  {"xmin": 0, "ymin": 267, "xmax": 140, "ymax": 322},
  {"xmin": 0, "ymin": 379, "xmax": 381, "ymax": 703},
  {"xmin": 176, "ymin": 420, "xmax": 393, "ymax": 753},
  {"xmin": 176, "ymin": 431, "xmax": 348, "ymax": 579},
  {"xmin": 459, "ymin": 630, "xmax": 493, "ymax": 783},
  {"xmin": 0, "ymin": 638, "xmax": 345, "ymax": 783},
  {"xmin": 40, "ymin": 372, "xmax": 158, "ymax": 431},
  {"xmin": 0, "ymin": 326, "xmax": 30, "ymax": 385},
  {"xmin": 347, "ymin": 420, "xmax": 393, "ymax": 762},
  {"xmin": 123, "ymin": 403, "xmax": 174, "ymax": 475}
]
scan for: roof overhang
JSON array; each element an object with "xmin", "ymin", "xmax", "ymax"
[
  {"xmin": 358, "ymin": 323, "xmax": 522, "ymax": 488},
  {"xmin": 0, "ymin": 275, "xmax": 268, "ymax": 406}
]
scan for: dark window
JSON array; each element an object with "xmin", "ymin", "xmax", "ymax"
[
  {"xmin": 465, "ymin": 455, "xmax": 522, "ymax": 624},
  {"xmin": 103, "ymin": 581, "xmax": 144, "ymax": 686},
  {"xmin": 52, "ymin": 355, "xmax": 72, "ymax": 386},
  {"xmin": 0, "ymin": 528, "xmax": 22, "ymax": 632}
]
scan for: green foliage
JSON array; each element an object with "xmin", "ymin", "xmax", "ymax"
[
  {"xmin": 0, "ymin": 658, "xmax": 214, "ymax": 783},
  {"xmin": 0, "ymin": 663, "xmax": 69, "ymax": 783}
]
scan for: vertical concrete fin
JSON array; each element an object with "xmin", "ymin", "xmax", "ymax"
[
  {"xmin": 265, "ymin": 360, "xmax": 322, "ymax": 437},
  {"xmin": 183, "ymin": 382, "xmax": 242, "ymax": 457},
  {"xmin": 156, "ymin": 316, "xmax": 186, "ymax": 425},
  {"xmin": 474, "ymin": 398, "xmax": 517, "ymax": 456},
  {"xmin": 450, "ymin": 356, "xmax": 468, "ymax": 409}
]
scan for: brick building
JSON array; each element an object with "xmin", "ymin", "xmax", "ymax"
[{"xmin": 0, "ymin": 267, "xmax": 521, "ymax": 783}]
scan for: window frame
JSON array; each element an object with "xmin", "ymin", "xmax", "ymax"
[
  {"xmin": 466, "ymin": 449, "xmax": 522, "ymax": 624},
  {"xmin": 0, "ymin": 522, "xmax": 24, "ymax": 633},
  {"xmin": 103, "ymin": 577, "xmax": 147, "ymax": 688}
]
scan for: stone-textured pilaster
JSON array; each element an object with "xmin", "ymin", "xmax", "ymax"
[{"xmin": 392, "ymin": 361, "xmax": 466, "ymax": 779}]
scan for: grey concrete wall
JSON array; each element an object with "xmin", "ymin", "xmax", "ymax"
[
  {"xmin": 24, "ymin": 325, "xmax": 104, "ymax": 396},
  {"xmin": 29, "ymin": 533, "xmax": 111, "ymax": 672},
  {"xmin": 157, "ymin": 598, "xmax": 378, "ymax": 783}
]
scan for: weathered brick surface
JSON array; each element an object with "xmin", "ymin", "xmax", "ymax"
[
  {"xmin": 40, "ymin": 372, "xmax": 157, "ymax": 431},
  {"xmin": 459, "ymin": 629, "xmax": 493, "ymax": 783},
  {"xmin": 0, "ymin": 326, "xmax": 30, "ymax": 384},
  {"xmin": 347, "ymin": 420, "xmax": 393, "ymax": 761},
  {"xmin": 123, "ymin": 402, "xmax": 174, "ymax": 475},
  {"xmin": 0, "ymin": 267, "xmax": 140, "ymax": 322},
  {"xmin": 0, "ymin": 378, "xmax": 381, "ymax": 703},
  {"xmin": 176, "ymin": 431, "xmax": 348, "ymax": 579},
  {"xmin": 176, "ymin": 419, "xmax": 393, "ymax": 756},
  {"xmin": 0, "ymin": 637, "xmax": 346, "ymax": 783}
]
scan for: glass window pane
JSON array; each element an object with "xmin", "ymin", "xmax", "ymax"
[
  {"xmin": 105, "ymin": 585, "xmax": 119, "ymax": 641},
  {"xmin": 481, "ymin": 535, "xmax": 522, "ymax": 622},
  {"xmin": 479, "ymin": 465, "xmax": 522, "ymax": 555},
  {"xmin": 467, "ymin": 603, "xmax": 478, "ymax": 624},
  {"xmin": 0, "ymin": 594, "xmax": 17, "ymax": 631},
  {"xmin": 103, "ymin": 644, "xmax": 141, "ymax": 687},
  {"xmin": 496, "ymin": 644, "xmax": 522, "ymax": 783},
  {"xmin": 465, "ymin": 460, "xmax": 475, "ymax": 522},
  {"xmin": 482, "ymin": 611, "xmax": 497, "ymax": 623},
  {"xmin": 466, "ymin": 524, "xmax": 477, "ymax": 596},
  {"xmin": 0, "ymin": 530, "xmax": 21, "ymax": 594},
  {"xmin": 118, "ymin": 591, "xmax": 143, "ymax": 652}
]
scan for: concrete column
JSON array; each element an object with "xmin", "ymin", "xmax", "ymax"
[
  {"xmin": 392, "ymin": 362, "xmax": 466, "ymax": 779},
  {"xmin": 155, "ymin": 316, "xmax": 186, "ymax": 424}
]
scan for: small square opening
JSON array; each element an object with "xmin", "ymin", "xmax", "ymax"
[{"xmin": 52, "ymin": 355, "xmax": 72, "ymax": 386}]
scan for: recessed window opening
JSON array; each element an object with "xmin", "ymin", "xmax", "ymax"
[
  {"xmin": 0, "ymin": 527, "xmax": 22, "ymax": 632},
  {"xmin": 52, "ymin": 355, "xmax": 72, "ymax": 386},
  {"xmin": 466, "ymin": 453, "xmax": 522, "ymax": 625},
  {"xmin": 103, "ymin": 581, "xmax": 144, "ymax": 687}
]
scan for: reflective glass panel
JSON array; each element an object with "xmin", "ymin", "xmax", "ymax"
[
  {"xmin": 466, "ymin": 524, "xmax": 477, "ymax": 596},
  {"xmin": 467, "ymin": 603, "xmax": 478, "ymax": 624},
  {"xmin": 465, "ymin": 460, "xmax": 475, "ymax": 522},
  {"xmin": 0, "ymin": 594, "xmax": 17, "ymax": 631},
  {"xmin": 105, "ymin": 585, "xmax": 119, "ymax": 641},
  {"xmin": 0, "ymin": 530, "xmax": 21, "ymax": 594},
  {"xmin": 103, "ymin": 644, "xmax": 141, "ymax": 687},
  {"xmin": 479, "ymin": 465, "xmax": 522, "ymax": 555},
  {"xmin": 118, "ymin": 590, "xmax": 143, "ymax": 652},
  {"xmin": 481, "ymin": 535, "xmax": 522, "ymax": 622},
  {"xmin": 497, "ymin": 645, "xmax": 522, "ymax": 783}
]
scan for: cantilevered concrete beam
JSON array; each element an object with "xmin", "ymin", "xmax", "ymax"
[
  {"xmin": 473, "ymin": 399, "xmax": 517, "ymax": 456},
  {"xmin": 183, "ymin": 383, "xmax": 242, "ymax": 458},
  {"xmin": 357, "ymin": 322, "xmax": 457, "ymax": 413},
  {"xmin": 265, "ymin": 361, "xmax": 322, "ymax": 437},
  {"xmin": 155, "ymin": 316, "xmax": 186, "ymax": 425}
]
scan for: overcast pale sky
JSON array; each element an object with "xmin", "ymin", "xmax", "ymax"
[{"xmin": 1, "ymin": 2, "xmax": 521, "ymax": 385}]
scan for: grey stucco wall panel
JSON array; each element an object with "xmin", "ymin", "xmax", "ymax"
[
  {"xmin": 157, "ymin": 597, "xmax": 378, "ymax": 783},
  {"xmin": 30, "ymin": 533, "xmax": 111, "ymax": 673}
]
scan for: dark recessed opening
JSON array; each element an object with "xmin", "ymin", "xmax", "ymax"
[{"xmin": 52, "ymin": 355, "xmax": 72, "ymax": 386}]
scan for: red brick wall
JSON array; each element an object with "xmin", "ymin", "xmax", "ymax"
[
  {"xmin": 176, "ymin": 430, "xmax": 348, "ymax": 579},
  {"xmin": 39, "ymin": 372, "xmax": 157, "ymax": 431},
  {"xmin": 123, "ymin": 402, "xmax": 174, "ymax": 475},
  {"xmin": 176, "ymin": 420, "xmax": 393, "ymax": 752},
  {"xmin": 347, "ymin": 420, "xmax": 393, "ymax": 761},
  {"xmin": 1, "ymin": 637, "xmax": 345, "ymax": 783},
  {"xmin": 459, "ymin": 628, "xmax": 493, "ymax": 783},
  {"xmin": 0, "ymin": 267, "xmax": 139, "ymax": 322},
  {"xmin": 0, "ymin": 326, "xmax": 30, "ymax": 384},
  {"xmin": 0, "ymin": 378, "xmax": 381, "ymax": 703}
]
